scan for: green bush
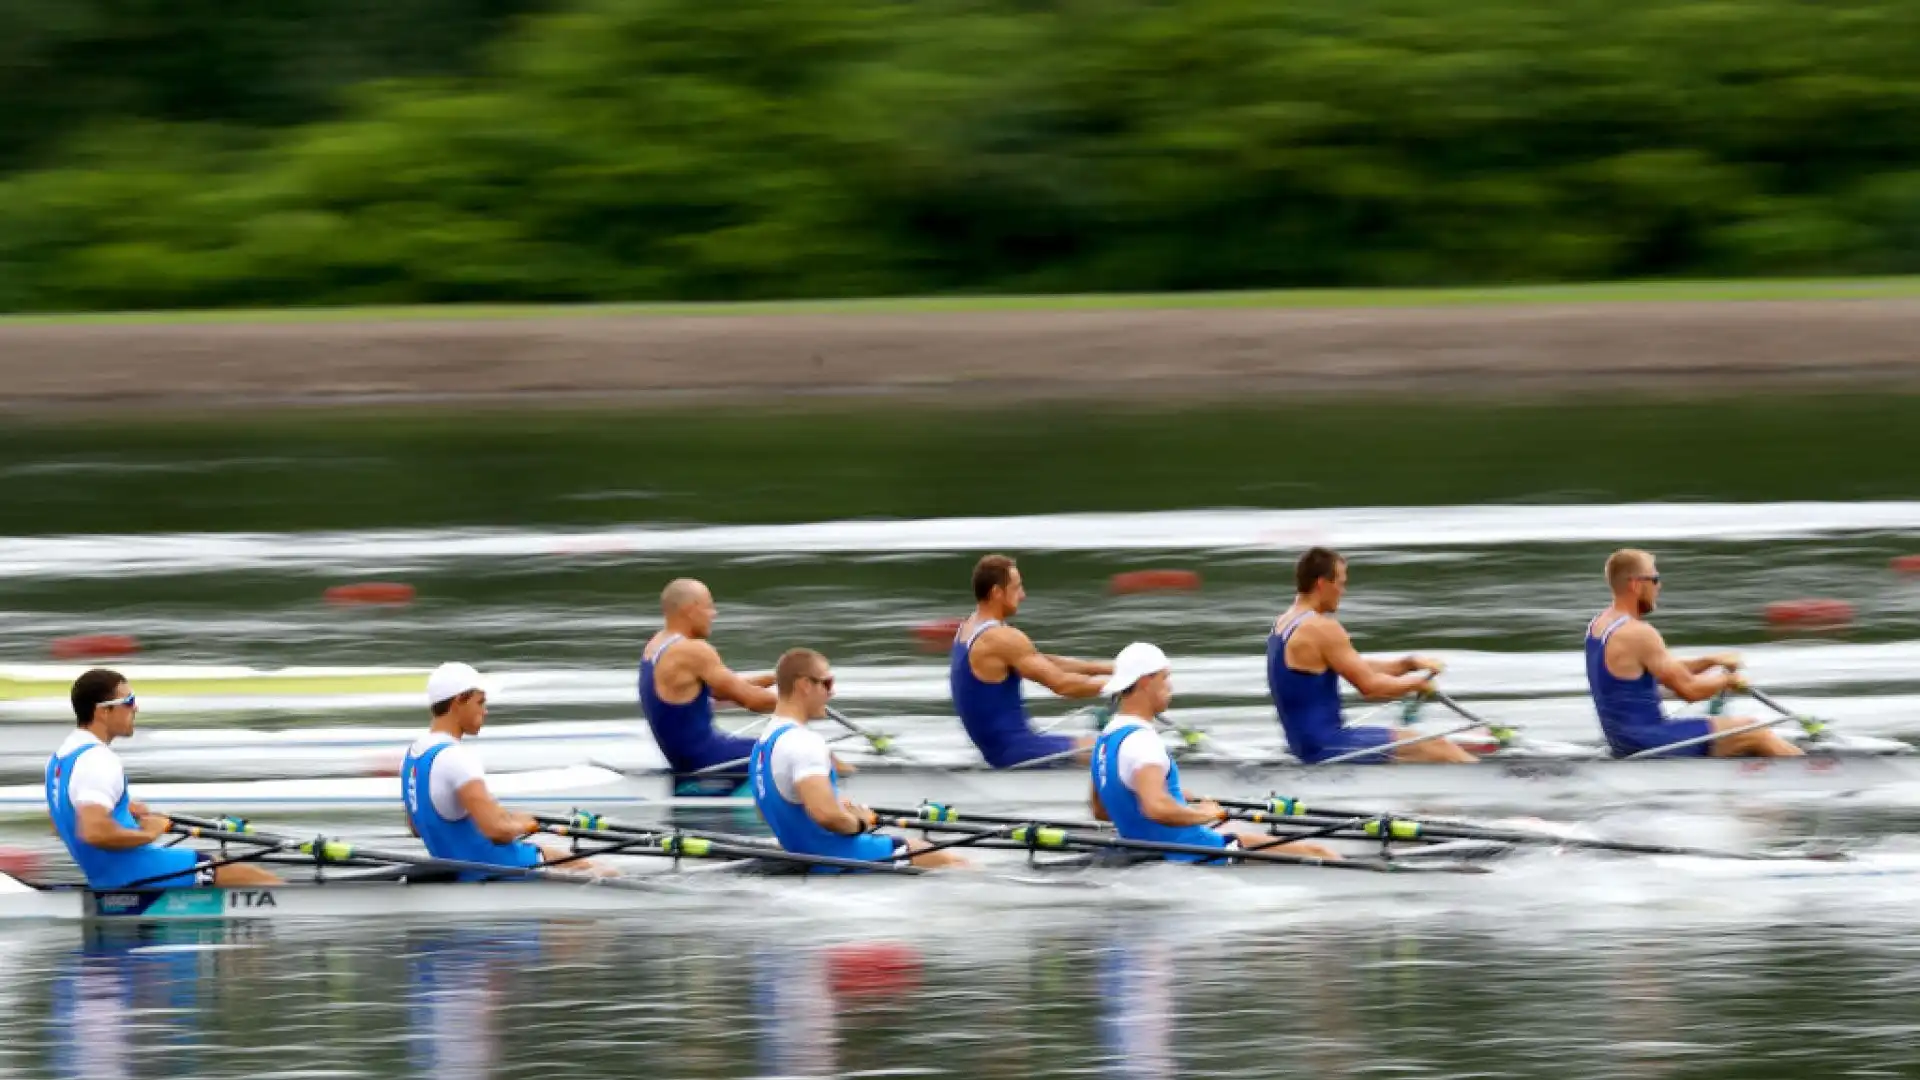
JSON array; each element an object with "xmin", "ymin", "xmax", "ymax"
[{"xmin": 6, "ymin": 0, "xmax": 1920, "ymax": 310}]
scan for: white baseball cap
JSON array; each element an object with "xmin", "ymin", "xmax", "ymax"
[
  {"xmin": 426, "ymin": 662, "xmax": 490, "ymax": 706},
  {"xmin": 1101, "ymin": 642, "xmax": 1171, "ymax": 696}
]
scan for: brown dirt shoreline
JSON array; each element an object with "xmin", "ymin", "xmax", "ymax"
[{"xmin": 4, "ymin": 299, "xmax": 1920, "ymax": 412}]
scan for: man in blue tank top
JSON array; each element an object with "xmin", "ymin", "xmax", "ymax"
[
  {"xmin": 952, "ymin": 554, "xmax": 1114, "ymax": 768},
  {"xmin": 1092, "ymin": 643, "xmax": 1339, "ymax": 862},
  {"xmin": 752, "ymin": 648, "xmax": 971, "ymax": 870},
  {"xmin": 46, "ymin": 669, "xmax": 281, "ymax": 890},
  {"xmin": 1586, "ymin": 549, "xmax": 1803, "ymax": 758},
  {"xmin": 641, "ymin": 578, "xmax": 778, "ymax": 778},
  {"xmin": 402, "ymin": 662, "xmax": 600, "ymax": 877},
  {"xmin": 1269, "ymin": 547, "xmax": 1477, "ymax": 764}
]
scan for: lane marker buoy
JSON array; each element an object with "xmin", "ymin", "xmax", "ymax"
[
  {"xmin": 325, "ymin": 582, "xmax": 417, "ymax": 606},
  {"xmin": 1109, "ymin": 569, "xmax": 1203, "ymax": 595}
]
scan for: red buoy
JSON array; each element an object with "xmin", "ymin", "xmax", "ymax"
[
  {"xmin": 1108, "ymin": 569, "xmax": 1203, "ymax": 595},
  {"xmin": 49, "ymin": 634, "xmax": 140, "ymax": 660},
  {"xmin": 1765, "ymin": 599, "xmax": 1854, "ymax": 629},
  {"xmin": 824, "ymin": 941, "xmax": 923, "ymax": 998},
  {"xmin": 1892, "ymin": 556, "xmax": 1920, "ymax": 574},
  {"xmin": 325, "ymin": 582, "xmax": 417, "ymax": 606},
  {"xmin": 911, "ymin": 619, "xmax": 963, "ymax": 653}
]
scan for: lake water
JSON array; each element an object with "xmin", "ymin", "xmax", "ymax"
[{"xmin": 5, "ymin": 401, "xmax": 1920, "ymax": 1077}]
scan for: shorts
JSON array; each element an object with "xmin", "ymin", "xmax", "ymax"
[
  {"xmin": 808, "ymin": 835, "xmax": 910, "ymax": 875},
  {"xmin": 664, "ymin": 732, "xmax": 758, "ymax": 788},
  {"xmin": 1604, "ymin": 718, "xmax": 1714, "ymax": 759},
  {"xmin": 108, "ymin": 851, "xmax": 212, "ymax": 891},
  {"xmin": 1297, "ymin": 726, "xmax": 1396, "ymax": 765},
  {"xmin": 980, "ymin": 731, "xmax": 1079, "ymax": 770}
]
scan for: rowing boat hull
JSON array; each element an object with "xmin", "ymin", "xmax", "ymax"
[{"xmin": 1, "ymin": 749, "xmax": 1914, "ymax": 822}]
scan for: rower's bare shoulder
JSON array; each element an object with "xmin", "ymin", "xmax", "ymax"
[{"xmin": 976, "ymin": 622, "xmax": 1034, "ymax": 656}]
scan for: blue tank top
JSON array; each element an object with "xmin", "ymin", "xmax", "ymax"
[
  {"xmin": 1267, "ymin": 611, "xmax": 1346, "ymax": 760},
  {"xmin": 1585, "ymin": 614, "xmax": 1666, "ymax": 739},
  {"xmin": 45, "ymin": 740, "xmax": 200, "ymax": 889},
  {"xmin": 949, "ymin": 619, "xmax": 1033, "ymax": 767},
  {"xmin": 750, "ymin": 722, "xmax": 878, "ymax": 861},
  {"xmin": 640, "ymin": 634, "xmax": 720, "ymax": 767},
  {"xmin": 1091, "ymin": 722, "xmax": 1228, "ymax": 862},
  {"xmin": 400, "ymin": 740, "xmax": 542, "ymax": 881}
]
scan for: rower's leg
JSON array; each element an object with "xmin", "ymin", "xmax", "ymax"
[
  {"xmin": 1706, "ymin": 717, "xmax": 1805, "ymax": 758},
  {"xmin": 1220, "ymin": 824, "xmax": 1342, "ymax": 862},
  {"xmin": 212, "ymin": 863, "xmax": 283, "ymax": 886},
  {"xmin": 901, "ymin": 837, "xmax": 975, "ymax": 870},
  {"xmin": 1391, "ymin": 729, "xmax": 1479, "ymax": 764}
]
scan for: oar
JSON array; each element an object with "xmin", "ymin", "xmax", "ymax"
[
  {"xmin": 826, "ymin": 706, "xmax": 921, "ymax": 762},
  {"xmin": 1749, "ymin": 687, "xmax": 1831, "ymax": 741},
  {"xmin": 537, "ymin": 812, "xmax": 927, "ymax": 874},
  {"xmin": 1207, "ymin": 797, "xmax": 1842, "ymax": 861},
  {"xmin": 877, "ymin": 814, "xmax": 1481, "ymax": 874},
  {"xmin": 881, "ymin": 802, "xmax": 1425, "ymax": 856},
  {"xmin": 161, "ymin": 813, "xmax": 680, "ymax": 892}
]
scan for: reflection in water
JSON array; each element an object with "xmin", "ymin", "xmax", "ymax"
[
  {"xmin": 1098, "ymin": 931, "xmax": 1176, "ymax": 1079},
  {"xmin": 752, "ymin": 946, "xmax": 838, "ymax": 1078},
  {"xmin": 0, "ymin": 914, "xmax": 1917, "ymax": 1078},
  {"xmin": 48, "ymin": 927, "xmax": 219, "ymax": 1080}
]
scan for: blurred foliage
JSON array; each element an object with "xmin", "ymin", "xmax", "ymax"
[{"xmin": 5, "ymin": 0, "xmax": 1920, "ymax": 311}]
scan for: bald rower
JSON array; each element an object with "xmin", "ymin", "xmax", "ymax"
[
  {"xmin": 951, "ymin": 554, "xmax": 1113, "ymax": 768},
  {"xmin": 1587, "ymin": 549, "xmax": 1802, "ymax": 758},
  {"xmin": 640, "ymin": 579, "xmax": 778, "ymax": 784}
]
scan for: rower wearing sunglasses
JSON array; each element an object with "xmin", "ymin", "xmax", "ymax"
[
  {"xmin": 47, "ymin": 669, "xmax": 282, "ymax": 890},
  {"xmin": 1587, "ymin": 549, "xmax": 1802, "ymax": 758},
  {"xmin": 751, "ymin": 648, "xmax": 970, "ymax": 870}
]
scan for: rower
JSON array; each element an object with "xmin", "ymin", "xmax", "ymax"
[
  {"xmin": 752, "ymin": 648, "xmax": 970, "ymax": 870},
  {"xmin": 951, "ymin": 554, "xmax": 1112, "ymax": 768},
  {"xmin": 640, "ymin": 578, "xmax": 778, "ymax": 787},
  {"xmin": 402, "ymin": 662, "xmax": 599, "ymax": 877},
  {"xmin": 1092, "ymin": 643, "xmax": 1341, "ymax": 861},
  {"xmin": 1587, "ymin": 549, "xmax": 1802, "ymax": 758},
  {"xmin": 1269, "ymin": 547, "xmax": 1476, "ymax": 764},
  {"xmin": 47, "ymin": 669, "xmax": 281, "ymax": 889}
]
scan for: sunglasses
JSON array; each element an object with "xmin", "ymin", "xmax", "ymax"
[
  {"xmin": 806, "ymin": 674, "xmax": 836, "ymax": 692},
  {"xmin": 1634, "ymin": 574, "xmax": 1662, "ymax": 585},
  {"xmin": 99, "ymin": 694, "xmax": 137, "ymax": 710}
]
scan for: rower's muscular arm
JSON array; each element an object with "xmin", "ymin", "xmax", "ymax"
[
  {"xmin": 679, "ymin": 640, "xmax": 778, "ymax": 713},
  {"xmin": 1316, "ymin": 623, "xmax": 1432, "ymax": 700},
  {"xmin": 75, "ymin": 804, "xmax": 169, "ymax": 849},
  {"xmin": 1089, "ymin": 783, "xmax": 1109, "ymax": 823},
  {"xmin": 1629, "ymin": 625, "xmax": 1742, "ymax": 702},
  {"xmin": 1130, "ymin": 765, "xmax": 1223, "ymax": 827},
  {"xmin": 455, "ymin": 781, "xmax": 537, "ymax": 844},
  {"xmin": 794, "ymin": 775, "xmax": 869, "ymax": 835},
  {"xmin": 1045, "ymin": 654, "xmax": 1115, "ymax": 677},
  {"xmin": 987, "ymin": 627, "xmax": 1105, "ymax": 698}
]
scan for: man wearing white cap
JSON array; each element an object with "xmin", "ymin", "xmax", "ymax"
[
  {"xmin": 1091, "ymin": 643, "xmax": 1340, "ymax": 863},
  {"xmin": 401, "ymin": 662, "xmax": 593, "ymax": 877}
]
